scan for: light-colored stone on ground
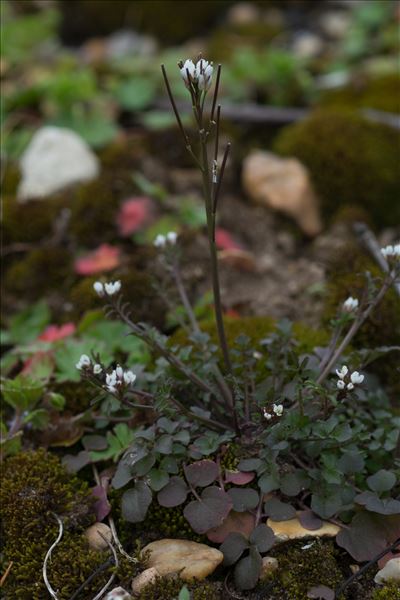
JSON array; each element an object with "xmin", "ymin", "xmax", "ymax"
[
  {"xmin": 84, "ymin": 522, "xmax": 112, "ymax": 551},
  {"xmin": 267, "ymin": 516, "xmax": 340, "ymax": 542}
]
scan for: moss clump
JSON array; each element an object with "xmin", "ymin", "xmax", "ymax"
[
  {"xmin": 269, "ymin": 539, "xmax": 344, "ymax": 600},
  {"xmin": 372, "ymin": 582, "xmax": 400, "ymax": 599},
  {"xmin": 4, "ymin": 246, "xmax": 72, "ymax": 298},
  {"xmin": 273, "ymin": 109, "xmax": 400, "ymax": 228},
  {"xmin": 138, "ymin": 502, "xmax": 205, "ymax": 544},
  {"xmin": 323, "ymin": 244, "xmax": 400, "ymax": 398},
  {"xmin": 0, "ymin": 449, "xmax": 110, "ymax": 599},
  {"xmin": 320, "ymin": 74, "xmax": 400, "ymax": 114},
  {"xmin": 52, "ymin": 380, "xmax": 95, "ymax": 413},
  {"xmin": 137, "ymin": 575, "xmax": 221, "ymax": 600},
  {"xmin": 2, "ymin": 194, "xmax": 62, "ymax": 245},
  {"xmin": 208, "ymin": 22, "xmax": 283, "ymax": 61}
]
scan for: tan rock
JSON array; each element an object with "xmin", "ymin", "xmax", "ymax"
[
  {"xmin": 374, "ymin": 557, "xmax": 400, "ymax": 585},
  {"xmin": 104, "ymin": 587, "xmax": 133, "ymax": 600},
  {"xmin": 260, "ymin": 556, "xmax": 279, "ymax": 579},
  {"xmin": 242, "ymin": 151, "xmax": 322, "ymax": 237},
  {"xmin": 131, "ymin": 567, "xmax": 159, "ymax": 595},
  {"xmin": 267, "ymin": 517, "xmax": 340, "ymax": 542},
  {"xmin": 142, "ymin": 539, "xmax": 223, "ymax": 581},
  {"xmin": 84, "ymin": 522, "xmax": 112, "ymax": 551}
]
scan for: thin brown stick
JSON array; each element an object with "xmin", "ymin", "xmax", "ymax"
[{"xmin": 210, "ymin": 64, "xmax": 222, "ymax": 124}]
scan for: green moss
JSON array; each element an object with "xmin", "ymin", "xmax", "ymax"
[
  {"xmin": 208, "ymin": 22, "xmax": 283, "ymax": 61},
  {"xmin": 269, "ymin": 539, "xmax": 344, "ymax": 600},
  {"xmin": 323, "ymin": 244, "xmax": 400, "ymax": 397},
  {"xmin": 137, "ymin": 575, "xmax": 221, "ymax": 600},
  {"xmin": 372, "ymin": 582, "xmax": 400, "ymax": 599},
  {"xmin": 139, "ymin": 502, "xmax": 205, "ymax": 544},
  {"xmin": 4, "ymin": 246, "xmax": 72, "ymax": 298},
  {"xmin": 320, "ymin": 74, "xmax": 400, "ymax": 114},
  {"xmin": 273, "ymin": 109, "xmax": 400, "ymax": 228},
  {"xmin": 2, "ymin": 194, "xmax": 62, "ymax": 245},
  {"xmin": 52, "ymin": 380, "xmax": 95, "ymax": 413}
]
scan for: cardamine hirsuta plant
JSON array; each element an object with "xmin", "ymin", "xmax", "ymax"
[{"xmin": 74, "ymin": 58, "xmax": 400, "ymax": 591}]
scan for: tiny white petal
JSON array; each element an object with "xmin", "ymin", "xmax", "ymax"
[
  {"xmin": 180, "ymin": 59, "xmax": 195, "ymax": 84},
  {"xmin": 350, "ymin": 371, "xmax": 364, "ymax": 385},
  {"xmin": 93, "ymin": 364, "xmax": 102, "ymax": 374},
  {"xmin": 123, "ymin": 370, "xmax": 136, "ymax": 385},
  {"xmin": 166, "ymin": 231, "xmax": 177, "ymax": 244},
  {"xmin": 104, "ymin": 281, "xmax": 121, "ymax": 296},
  {"xmin": 154, "ymin": 234, "xmax": 166, "ymax": 248},
  {"xmin": 93, "ymin": 281, "xmax": 104, "ymax": 297},
  {"xmin": 76, "ymin": 354, "xmax": 91, "ymax": 369},
  {"xmin": 264, "ymin": 412, "xmax": 272, "ymax": 421},
  {"xmin": 343, "ymin": 296, "xmax": 358, "ymax": 312},
  {"xmin": 273, "ymin": 404, "xmax": 283, "ymax": 416},
  {"xmin": 107, "ymin": 385, "xmax": 117, "ymax": 394},
  {"xmin": 336, "ymin": 365, "xmax": 348, "ymax": 379},
  {"xmin": 337, "ymin": 380, "xmax": 345, "ymax": 390},
  {"xmin": 347, "ymin": 382, "xmax": 354, "ymax": 390}
]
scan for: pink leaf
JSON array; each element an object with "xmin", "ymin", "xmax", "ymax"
[
  {"xmin": 38, "ymin": 323, "xmax": 76, "ymax": 342},
  {"xmin": 75, "ymin": 244, "xmax": 121, "ymax": 275},
  {"xmin": 92, "ymin": 484, "xmax": 111, "ymax": 521},
  {"xmin": 215, "ymin": 228, "xmax": 243, "ymax": 251},
  {"xmin": 224, "ymin": 470, "xmax": 255, "ymax": 486},
  {"xmin": 207, "ymin": 510, "xmax": 255, "ymax": 543},
  {"xmin": 117, "ymin": 197, "xmax": 153, "ymax": 236}
]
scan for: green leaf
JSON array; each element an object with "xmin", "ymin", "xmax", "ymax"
[
  {"xmin": 311, "ymin": 487, "xmax": 343, "ymax": 519},
  {"xmin": 234, "ymin": 546, "xmax": 262, "ymax": 590},
  {"xmin": 157, "ymin": 476, "xmax": 188, "ymax": 507},
  {"xmin": 7, "ymin": 300, "xmax": 51, "ymax": 344},
  {"xmin": 338, "ymin": 452, "xmax": 365, "ymax": 474},
  {"xmin": 1, "ymin": 376, "xmax": 44, "ymax": 411},
  {"xmin": 134, "ymin": 453, "xmax": 156, "ymax": 476},
  {"xmin": 227, "ymin": 488, "xmax": 259, "ymax": 512},
  {"xmin": 178, "ymin": 585, "xmax": 191, "ymax": 600},
  {"xmin": 47, "ymin": 392, "xmax": 66, "ymax": 411},
  {"xmin": 249, "ymin": 524, "xmax": 275, "ymax": 552},
  {"xmin": 184, "ymin": 460, "xmax": 219, "ymax": 488},
  {"xmin": 280, "ymin": 470, "xmax": 309, "ymax": 496},
  {"xmin": 238, "ymin": 458, "xmax": 262, "ymax": 472},
  {"xmin": 264, "ymin": 498, "xmax": 296, "ymax": 521},
  {"xmin": 184, "ymin": 487, "xmax": 233, "ymax": 534},
  {"xmin": 148, "ymin": 468, "xmax": 170, "ymax": 492},
  {"xmin": 258, "ymin": 472, "xmax": 280, "ymax": 494},
  {"xmin": 115, "ymin": 77, "xmax": 157, "ymax": 111},
  {"xmin": 22, "ymin": 408, "xmax": 49, "ymax": 430},
  {"xmin": 220, "ymin": 532, "xmax": 249, "ymax": 566},
  {"xmin": 112, "ymin": 462, "xmax": 133, "ymax": 490},
  {"xmin": 121, "ymin": 482, "xmax": 152, "ymax": 522},
  {"xmin": 154, "ymin": 434, "xmax": 173, "ymax": 454},
  {"xmin": 367, "ymin": 470, "xmax": 397, "ymax": 493}
]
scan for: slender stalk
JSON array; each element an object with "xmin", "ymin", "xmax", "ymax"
[
  {"xmin": 172, "ymin": 259, "xmax": 201, "ymax": 334},
  {"xmin": 210, "ymin": 64, "xmax": 222, "ymax": 124},
  {"xmin": 213, "ymin": 143, "xmax": 230, "ymax": 217},
  {"xmin": 317, "ymin": 273, "xmax": 396, "ymax": 384}
]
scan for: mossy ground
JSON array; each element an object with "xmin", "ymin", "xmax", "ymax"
[
  {"xmin": 320, "ymin": 74, "xmax": 400, "ymax": 114},
  {"xmin": 273, "ymin": 109, "xmax": 400, "ymax": 228}
]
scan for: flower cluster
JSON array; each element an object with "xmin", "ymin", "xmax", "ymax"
[
  {"xmin": 263, "ymin": 403, "xmax": 284, "ymax": 420},
  {"xmin": 75, "ymin": 354, "xmax": 102, "ymax": 374},
  {"xmin": 336, "ymin": 365, "xmax": 364, "ymax": 391},
  {"xmin": 342, "ymin": 296, "xmax": 359, "ymax": 312},
  {"xmin": 381, "ymin": 244, "xmax": 400, "ymax": 261},
  {"xmin": 180, "ymin": 58, "xmax": 213, "ymax": 91},
  {"xmin": 154, "ymin": 231, "xmax": 178, "ymax": 248},
  {"xmin": 93, "ymin": 281, "xmax": 121, "ymax": 297},
  {"xmin": 105, "ymin": 365, "xmax": 136, "ymax": 394}
]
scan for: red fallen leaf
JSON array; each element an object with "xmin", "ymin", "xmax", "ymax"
[
  {"xmin": 378, "ymin": 551, "xmax": 400, "ymax": 569},
  {"xmin": 224, "ymin": 470, "xmax": 255, "ymax": 486},
  {"xmin": 117, "ymin": 196, "xmax": 153, "ymax": 236},
  {"xmin": 92, "ymin": 484, "xmax": 111, "ymax": 521},
  {"xmin": 215, "ymin": 228, "xmax": 243, "ymax": 251},
  {"xmin": 207, "ymin": 510, "xmax": 255, "ymax": 543},
  {"xmin": 75, "ymin": 244, "xmax": 120, "ymax": 275},
  {"xmin": 219, "ymin": 248, "xmax": 257, "ymax": 272},
  {"xmin": 224, "ymin": 308, "xmax": 241, "ymax": 319},
  {"xmin": 38, "ymin": 323, "xmax": 76, "ymax": 342}
]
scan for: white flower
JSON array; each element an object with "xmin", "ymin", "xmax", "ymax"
[
  {"xmin": 154, "ymin": 234, "xmax": 166, "ymax": 248},
  {"xmin": 263, "ymin": 410, "xmax": 272, "ymax": 421},
  {"xmin": 347, "ymin": 382, "xmax": 354, "ymax": 391},
  {"xmin": 115, "ymin": 365, "xmax": 124, "ymax": 379},
  {"xmin": 195, "ymin": 59, "xmax": 213, "ymax": 91},
  {"xmin": 381, "ymin": 244, "xmax": 400, "ymax": 259},
  {"xmin": 350, "ymin": 371, "xmax": 364, "ymax": 385},
  {"xmin": 93, "ymin": 281, "xmax": 104, "ymax": 297},
  {"xmin": 273, "ymin": 404, "xmax": 284, "ymax": 417},
  {"xmin": 343, "ymin": 296, "xmax": 359, "ymax": 312},
  {"xmin": 166, "ymin": 231, "xmax": 177, "ymax": 244},
  {"xmin": 123, "ymin": 370, "xmax": 136, "ymax": 385},
  {"xmin": 337, "ymin": 379, "xmax": 345, "ymax": 390},
  {"xmin": 107, "ymin": 385, "xmax": 117, "ymax": 394},
  {"xmin": 93, "ymin": 363, "xmax": 102, "ymax": 374},
  {"xmin": 106, "ymin": 371, "xmax": 117, "ymax": 387},
  {"xmin": 336, "ymin": 365, "xmax": 348, "ymax": 379},
  {"xmin": 104, "ymin": 281, "xmax": 121, "ymax": 296},
  {"xmin": 76, "ymin": 354, "xmax": 91, "ymax": 370},
  {"xmin": 180, "ymin": 59, "xmax": 196, "ymax": 86}
]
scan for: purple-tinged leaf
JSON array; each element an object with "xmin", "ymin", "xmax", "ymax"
[
  {"xmin": 238, "ymin": 458, "xmax": 262, "ymax": 472},
  {"xmin": 184, "ymin": 486, "xmax": 233, "ymax": 534},
  {"xmin": 249, "ymin": 524, "xmax": 275, "ymax": 552},
  {"xmin": 298, "ymin": 510, "xmax": 323, "ymax": 531},
  {"xmin": 264, "ymin": 498, "xmax": 296, "ymax": 521},
  {"xmin": 367, "ymin": 469, "xmax": 396, "ymax": 493},
  {"xmin": 234, "ymin": 546, "xmax": 262, "ymax": 590},
  {"xmin": 355, "ymin": 491, "xmax": 400, "ymax": 515},
  {"xmin": 112, "ymin": 462, "xmax": 133, "ymax": 489},
  {"xmin": 82, "ymin": 434, "xmax": 108, "ymax": 451},
  {"xmin": 157, "ymin": 476, "xmax": 188, "ymax": 507},
  {"xmin": 336, "ymin": 512, "xmax": 391, "ymax": 561},
  {"xmin": 92, "ymin": 484, "xmax": 111, "ymax": 521},
  {"xmin": 121, "ymin": 481, "xmax": 152, "ymax": 523},
  {"xmin": 224, "ymin": 470, "xmax": 255, "ymax": 485},
  {"xmin": 220, "ymin": 532, "xmax": 249, "ymax": 566},
  {"xmin": 307, "ymin": 585, "xmax": 335, "ymax": 599},
  {"xmin": 228, "ymin": 488, "xmax": 259, "ymax": 512},
  {"xmin": 184, "ymin": 460, "xmax": 219, "ymax": 487},
  {"xmin": 62, "ymin": 450, "xmax": 91, "ymax": 473},
  {"xmin": 258, "ymin": 472, "xmax": 280, "ymax": 494},
  {"xmin": 207, "ymin": 511, "xmax": 255, "ymax": 543}
]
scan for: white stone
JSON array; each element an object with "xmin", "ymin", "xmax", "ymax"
[
  {"xmin": 142, "ymin": 539, "xmax": 224, "ymax": 581},
  {"xmin": 84, "ymin": 522, "xmax": 112, "ymax": 551},
  {"xmin": 18, "ymin": 126, "xmax": 99, "ymax": 201},
  {"xmin": 104, "ymin": 587, "xmax": 133, "ymax": 600},
  {"xmin": 374, "ymin": 558, "xmax": 400, "ymax": 585},
  {"xmin": 260, "ymin": 556, "xmax": 279, "ymax": 579},
  {"xmin": 131, "ymin": 567, "xmax": 159, "ymax": 595}
]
